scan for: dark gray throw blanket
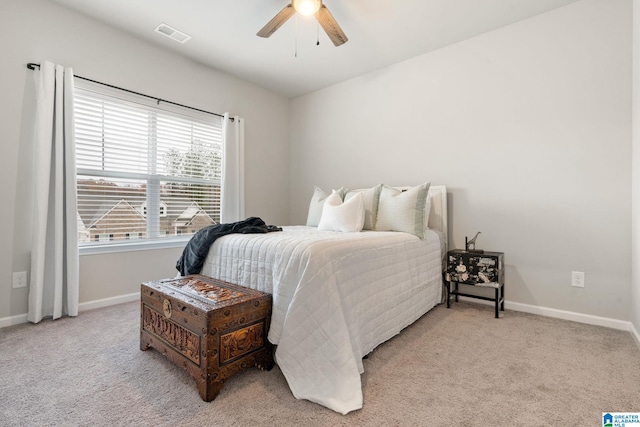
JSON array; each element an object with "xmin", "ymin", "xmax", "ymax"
[{"xmin": 176, "ymin": 217, "xmax": 282, "ymax": 276}]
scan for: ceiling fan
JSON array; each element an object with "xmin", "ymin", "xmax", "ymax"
[{"xmin": 257, "ymin": 0, "xmax": 348, "ymax": 47}]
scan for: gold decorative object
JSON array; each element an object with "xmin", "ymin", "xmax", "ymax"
[{"xmin": 163, "ymin": 298, "xmax": 172, "ymax": 318}]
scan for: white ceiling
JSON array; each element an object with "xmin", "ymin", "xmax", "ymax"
[{"xmin": 47, "ymin": 0, "xmax": 579, "ymax": 98}]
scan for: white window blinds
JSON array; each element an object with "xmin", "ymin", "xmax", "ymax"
[{"xmin": 74, "ymin": 81, "xmax": 223, "ymax": 248}]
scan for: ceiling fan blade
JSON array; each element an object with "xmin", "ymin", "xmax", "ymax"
[
  {"xmin": 315, "ymin": 4, "xmax": 348, "ymax": 46},
  {"xmin": 257, "ymin": 4, "xmax": 296, "ymax": 38}
]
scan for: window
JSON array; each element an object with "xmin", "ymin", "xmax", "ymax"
[{"xmin": 74, "ymin": 81, "xmax": 222, "ymax": 251}]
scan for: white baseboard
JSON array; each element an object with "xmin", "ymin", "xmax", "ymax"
[
  {"xmin": 458, "ymin": 296, "xmax": 633, "ymax": 331},
  {"xmin": 78, "ymin": 292, "xmax": 140, "ymax": 312},
  {"xmin": 506, "ymin": 301, "xmax": 632, "ymax": 331},
  {"xmin": 0, "ymin": 292, "xmax": 140, "ymax": 329},
  {"xmin": 631, "ymin": 323, "xmax": 640, "ymax": 350},
  {"xmin": 0, "ymin": 313, "xmax": 28, "ymax": 328}
]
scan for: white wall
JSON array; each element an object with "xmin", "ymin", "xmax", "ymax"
[
  {"xmin": 290, "ymin": 0, "xmax": 632, "ymax": 320},
  {"xmin": 2, "ymin": 0, "xmax": 635, "ymax": 327},
  {"xmin": 0, "ymin": 0, "xmax": 291, "ymax": 320},
  {"xmin": 632, "ymin": 0, "xmax": 640, "ymax": 337}
]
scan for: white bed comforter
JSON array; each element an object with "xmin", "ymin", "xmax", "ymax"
[{"xmin": 200, "ymin": 226, "xmax": 443, "ymax": 414}]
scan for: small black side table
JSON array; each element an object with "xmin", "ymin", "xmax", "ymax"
[{"xmin": 445, "ymin": 249, "xmax": 505, "ymax": 318}]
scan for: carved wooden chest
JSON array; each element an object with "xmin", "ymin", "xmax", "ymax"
[{"xmin": 140, "ymin": 274, "xmax": 274, "ymax": 402}]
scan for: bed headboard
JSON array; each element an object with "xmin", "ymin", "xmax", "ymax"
[{"xmin": 427, "ymin": 185, "xmax": 448, "ymax": 240}]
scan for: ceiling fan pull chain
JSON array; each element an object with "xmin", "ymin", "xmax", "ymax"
[
  {"xmin": 317, "ymin": 20, "xmax": 320, "ymax": 46},
  {"xmin": 294, "ymin": 13, "xmax": 298, "ymax": 58}
]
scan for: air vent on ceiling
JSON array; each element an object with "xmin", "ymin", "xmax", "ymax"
[{"xmin": 154, "ymin": 23, "xmax": 191, "ymax": 44}]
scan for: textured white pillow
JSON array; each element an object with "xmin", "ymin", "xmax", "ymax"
[
  {"xmin": 306, "ymin": 186, "xmax": 346, "ymax": 226},
  {"xmin": 375, "ymin": 182, "xmax": 431, "ymax": 239},
  {"xmin": 395, "ymin": 185, "xmax": 433, "ymax": 231},
  {"xmin": 318, "ymin": 191, "xmax": 365, "ymax": 232},
  {"xmin": 344, "ymin": 184, "xmax": 382, "ymax": 230}
]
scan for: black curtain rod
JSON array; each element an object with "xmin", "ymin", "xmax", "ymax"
[{"xmin": 26, "ymin": 62, "xmax": 226, "ymax": 119}]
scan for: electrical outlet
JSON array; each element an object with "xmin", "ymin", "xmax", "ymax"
[
  {"xmin": 12, "ymin": 271, "xmax": 27, "ymax": 289},
  {"xmin": 571, "ymin": 271, "xmax": 585, "ymax": 288}
]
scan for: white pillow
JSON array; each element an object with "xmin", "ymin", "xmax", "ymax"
[
  {"xmin": 306, "ymin": 186, "xmax": 346, "ymax": 226},
  {"xmin": 344, "ymin": 184, "xmax": 382, "ymax": 230},
  {"xmin": 318, "ymin": 191, "xmax": 365, "ymax": 233},
  {"xmin": 375, "ymin": 182, "xmax": 431, "ymax": 239}
]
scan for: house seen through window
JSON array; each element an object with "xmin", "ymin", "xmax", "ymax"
[{"xmin": 74, "ymin": 81, "xmax": 222, "ymax": 248}]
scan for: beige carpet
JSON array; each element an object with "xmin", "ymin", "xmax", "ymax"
[{"xmin": 1, "ymin": 300, "xmax": 638, "ymax": 427}]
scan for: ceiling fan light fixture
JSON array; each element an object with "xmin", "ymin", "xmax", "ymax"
[
  {"xmin": 257, "ymin": 0, "xmax": 347, "ymax": 47},
  {"xmin": 292, "ymin": 0, "xmax": 321, "ymax": 16}
]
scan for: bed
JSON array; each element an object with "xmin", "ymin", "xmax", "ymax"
[{"xmin": 198, "ymin": 185, "xmax": 448, "ymax": 414}]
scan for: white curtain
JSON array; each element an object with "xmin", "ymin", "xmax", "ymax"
[
  {"xmin": 220, "ymin": 113, "xmax": 245, "ymax": 223},
  {"xmin": 28, "ymin": 61, "xmax": 79, "ymax": 324}
]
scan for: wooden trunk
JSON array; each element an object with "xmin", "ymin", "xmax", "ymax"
[{"xmin": 140, "ymin": 274, "xmax": 274, "ymax": 402}]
